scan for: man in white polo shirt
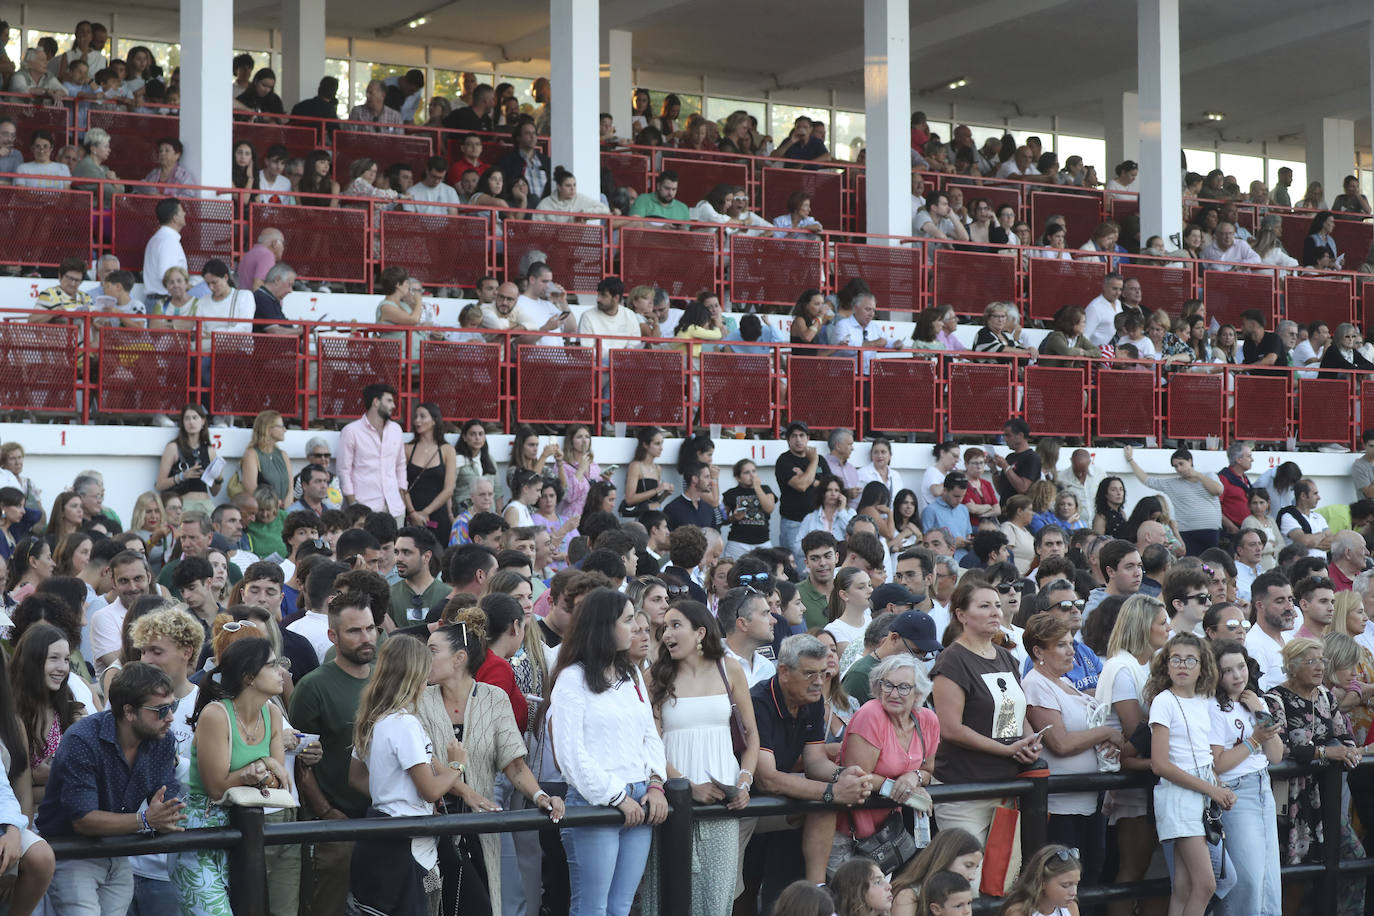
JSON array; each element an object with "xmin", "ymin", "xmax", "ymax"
[
  {"xmin": 1278, "ymin": 478, "xmax": 1332, "ymax": 559},
  {"xmin": 719, "ymin": 586, "xmax": 776, "ymax": 687},
  {"xmin": 1246, "ymin": 571, "xmax": 1296, "ymax": 690}
]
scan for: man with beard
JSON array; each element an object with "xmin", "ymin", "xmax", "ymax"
[
  {"xmin": 1246, "ymin": 571, "xmax": 1296, "ymax": 690},
  {"xmin": 387, "ymin": 525, "xmax": 450, "ymax": 628},
  {"xmin": 289, "ymin": 589, "xmax": 378, "ymax": 914},
  {"xmin": 336, "ymin": 382, "xmax": 406, "ymax": 522}
]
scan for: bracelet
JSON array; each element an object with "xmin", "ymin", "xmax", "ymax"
[
  {"xmin": 831, "ymin": 766, "xmax": 844, "ymax": 784},
  {"xmin": 532, "ymin": 789, "xmax": 550, "ymax": 806},
  {"xmin": 736, "ymin": 769, "xmax": 753, "ymax": 785},
  {"xmin": 139, "ymin": 810, "xmax": 154, "ymax": 835},
  {"xmin": 646, "ymin": 784, "xmax": 665, "ymax": 796}
]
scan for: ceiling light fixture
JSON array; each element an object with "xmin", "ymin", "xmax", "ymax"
[
  {"xmin": 917, "ymin": 76, "xmax": 968, "ymax": 96},
  {"xmin": 947, "ymin": 78, "xmax": 967, "ymax": 90},
  {"xmin": 1204, "ymin": 111, "xmax": 1225, "ymax": 121},
  {"xmin": 407, "ymin": 16, "xmax": 427, "ymax": 27}
]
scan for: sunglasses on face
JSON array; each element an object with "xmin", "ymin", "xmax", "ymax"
[
  {"xmin": 142, "ymin": 703, "xmax": 176, "ymax": 719},
  {"xmin": 1052, "ymin": 599, "xmax": 1085, "ymax": 611},
  {"xmin": 995, "ymin": 583, "xmax": 1016, "ymax": 594}
]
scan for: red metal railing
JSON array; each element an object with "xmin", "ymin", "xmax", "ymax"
[{"xmin": 5, "ymin": 308, "xmax": 1372, "ymax": 449}]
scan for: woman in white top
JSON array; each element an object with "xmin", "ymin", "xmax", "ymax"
[
  {"xmin": 1250, "ymin": 215, "xmax": 1299, "ymax": 270},
  {"xmin": 1097, "ymin": 594, "xmax": 1170, "ymax": 916},
  {"xmin": 196, "ymin": 259, "xmax": 255, "ymax": 344},
  {"xmin": 1022, "ymin": 613, "xmax": 1125, "ymax": 889},
  {"xmin": 15, "ymin": 131, "xmax": 71, "ymax": 189},
  {"xmin": 772, "ymin": 190, "xmax": 823, "ymax": 238},
  {"xmin": 534, "ymin": 167, "xmax": 610, "ymax": 223},
  {"xmin": 858, "ymin": 437, "xmax": 906, "ymax": 501},
  {"xmin": 799, "ymin": 478, "xmax": 854, "ymax": 543},
  {"xmin": 504, "ymin": 468, "xmax": 541, "ymax": 529},
  {"xmin": 919, "ymin": 441, "xmax": 960, "ymax": 514},
  {"xmin": 644, "ymin": 600, "xmax": 756, "ymax": 916},
  {"xmin": 1208, "ymin": 639, "xmax": 1283, "ymax": 916},
  {"xmin": 1031, "ymin": 222, "xmax": 1076, "ymax": 260},
  {"xmin": 349, "ymin": 635, "xmax": 466, "ymax": 915},
  {"xmin": 823, "ymin": 567, "xmax": 873, "ymax": 655},
  {"xmin": 549, "ymin": 587, "xmax": 667, "ymax": 916}
]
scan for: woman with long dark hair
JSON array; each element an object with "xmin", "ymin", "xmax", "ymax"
[
  {"xmin": 10, "ymin": 623, "xmax": 84, "ymax": 807},
  {"xmin": 403, "ymin": 402, "xmax": 457, "ymax": 538},
  {"xmin": 45, "ymin": 492, "xmax": 83, "ymax": 550},
  {"xmin": 51, "ymin": 533, "xmax": 91, "ymax": 578},
  {"xmin": 622, "ymin": 428, "xmax": 673, "ymax": 518},
  {"xmin": 0, "ymin": 637, "xmax": 53, "ymax": 913},
  {"xmin": 296, "ymin": 150, "xmax": 340, "ymax": 207},
  {"xmin": 155, "ymin": 402, "xmax": 221, "ymax": 516},
  {"xmin": 7, "ymin": 539, "xmax": 53, "ymax": 604},
  {"xmin": 453, "ymin": 418, "xmax": 497, "ymax": 513},
  {"xmin": 548, "ymin": 587, "xmax": 667, "ymax": 916}
]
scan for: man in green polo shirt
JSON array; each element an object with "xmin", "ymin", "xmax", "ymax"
[
  {"xmin": 629, "ymin": 169, "xmax": 689, "ymax": 224},
  {"xmin": 797, "ymin": 530, "xmax": 838, "ymax": 629},
  {"xmin": 388, "ymin": 525, "xmax": 451, "ymax": 627}
]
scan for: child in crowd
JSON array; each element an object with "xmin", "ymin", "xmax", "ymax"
[
  {"xmin": 916, "ymin": 871, "xmax": 973, "ymax": 916},
  {"xmin": 998, "ymin": 844, "xmax": 1082, "ymax": 916}
]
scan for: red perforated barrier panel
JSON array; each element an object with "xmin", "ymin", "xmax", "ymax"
[
  {"xmin": 1233, "ymin": 374, "xmax": 1289, "ymax": 442},
  {"xmin": 316, "ymin": 336, "xmax": 402, "ymax": 419},
  {"xmin": 516, "ymin": 346, "xmax": 596, "ymax": 425},
  {"xmin": 1109, "ymin": 197, "xmax": 1139, "ymax": 229},
  {"xmin": 1278, "ymin": 214, "xmax": 1308, "ymax": 267},
  {"xmin": 786, "ymin": 357, "xmax": 856, "ymax": 431},
  {"xmin": 700, "ymin": 352, "xmax": 774, "ymax": 428},
  {"xmin": 853, "ymin": 174, "xmax": 866, "ymax": 234},
  {"xmin": 250, "ymin": 204, "xmax": 368, "ymax": 283},
  {"xmin": 97, "ymin": 328, "xmax": 190, "ymax": 414},
  {"xmin": 1202, "ymin": 270, "xmax": 1274, "ymax": 329},
  {"xmin": 1297, "ymin": 378, "xmax": 1351, "ymax": 444},
  {"xmin": 620, "ymin": 228, "xmax": 717, "ymax": 299},
  {"xmin": 931, "ymin": 249, "xmax": 1017, "ymax": 316},
  {"xmin": 602, "ymin": 153, "xmax": 650, "ymax": 194},
  {"xmin": 609, "ymin": 349, "xmax": 686, "ymax": 427},
  {"xmin": 659, "ymin": 158, "xmax": 748, "ymax": 213},
  {"xmin": 1027, "ymin": 259, "xmax": 1106, "ymax": 322},
  {"xmin": 946, "ymin": 182, "xmax": 1021, "ymax": 218},
  {"xmin": 1285, "ymin": 275, "xmax": 1353, "ymax": 329},
  {"xmin": 233, "ymin": 122, "xmax": 319, "ymax": 165},
  {"xmin": 0, "ymin": 324, "xmax": 77, "ymax": 412},
  {"xmin": 730, "ymin": 236, "xmax": 823, "ymax": 305},
  {"xmin": 1165, "ymin": 374, "xmax": 1224, "ymax": 441},
  {"xmin": 870, "ymin": 360, "xmax": 937, "ymax": 433},
  {"xmin": 419, "ymin": 341, "xmax": 502, "ymax": 422},
  {"xmin": 947, "ymin": 363, "xmax": 1012, "ymax": 435},
  {"xmin": 1024, "ymin": 366, "xmax": 1087, "ymax": 437},
  {"xmin": 1096, "ymin": 369, "xmax": 1156, "ymax": 440},
  {"xmin": 1331, "ymin": 220, "xmax": 1373, "ymax": 267},
  {"xmin": 210, "ymin": 333, "xmax": 300, "ymax": 418},
  {"xmin": 1363, "ymin": 285, "xmax": 1374, "ymax": 335},
  {"xmin": 1362, "ymin": 380, "xmax": 1374, "ymax": 439},
  {"xmin": 0, "ymin": 103, "xmax": 69, "ymax": 152},
  {"xmin": 1030, "ymin": 191, "xmax": 1103, "ymax": 248},
  {"xmin": 504, "ymin": 221, "xmax": 606, "ymax": 295},
  {"xmin": 88, "ymin": 110, "xmax": 178, "ymax": 184},
  {"xmin": 762, "ymin": 169, "xmax": 844, "ymax": 235},
  {"xmin": 380, "ymin": 211, "xmax": 489, "ymax": 289},
  {"xmin": 1120, "ymin": 263, "xmax": 1192, "ymax": 319},
  {"xmin": 0, "ymin": 188, "xmax": 92, "ymax": 266},
  {"xmin": 332, "ymin": 130, "xmax": 433, "ymax": 183},
  {"xmin": 112, "ymin": 195, "xmax": 235, "ymax": 273},
  {"xmin": 833, "ymin": 244, "xmax": 922, "ymax": 314}
]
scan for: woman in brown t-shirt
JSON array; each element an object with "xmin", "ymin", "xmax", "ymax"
[{"xmin": 930, "ymin": 579, "xmax": 1044, "ymax": 848}]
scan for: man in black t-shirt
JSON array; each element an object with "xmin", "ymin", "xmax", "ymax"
[
  {"xmin": 722, "ymin": 458, "xmax": 776, "ymax": 556},
  {"xmin": 1240, "ymin": 308, "xmax": 1288, "ymax": 374},
  {"xmin": 992, "ymin": 418, "xmax": 1041, "ymax": 502},
  {"xmin": 775, "ymin": 422, "xmax": 822, "ymax": 565},
  {"xmin": 743, "ymin": 633, "xmax": 871, "ymax": 910}
]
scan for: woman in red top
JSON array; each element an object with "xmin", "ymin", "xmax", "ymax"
[
  {"xmin": 960, "ymin": 447, "xmax": 1001, "ymax": 521},
  {"xmin": 473, "ymin": 592, "xmax": 529, "ymax": 732}
]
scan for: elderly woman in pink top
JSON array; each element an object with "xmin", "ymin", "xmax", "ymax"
[{"xmin": 935, "ymin": 305, "xmax": 962, "ymax": 350}]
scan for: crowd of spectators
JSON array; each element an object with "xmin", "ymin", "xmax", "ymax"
[{"xmin": 3, "ymin": 380, "xmax": 1374, "ymax": 914}]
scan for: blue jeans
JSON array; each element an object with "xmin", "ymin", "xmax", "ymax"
[
  {"xmin": 1218, "ymin": 769, "xmax": 1282, "ymax": 916},
  {"xmin": 47, "ymin": 856, "xmax": 134, "ymax": 915},
  {"xmin": 561, "ymin": 782, "xmax": 652, "ymax": 916},
  {"xmin": 780, "ymin": 519, "xmax": 803, "ymax": 569},
  {"xmin": 128, "ymin": 874, "xmax": 181, "ymax": 915}
]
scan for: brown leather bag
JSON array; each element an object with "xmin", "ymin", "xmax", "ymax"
[{"xmin": 716, "ymin": 658, "xmax": 748, "ymax": 757}]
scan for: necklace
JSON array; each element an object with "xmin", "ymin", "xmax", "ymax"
[{"xmin": 233, "ymin": 702, "xmax": 264, "ymax": 743}]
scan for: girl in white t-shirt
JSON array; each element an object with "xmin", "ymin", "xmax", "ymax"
[
  {"xmin": 1208, "ymin": 640, "xmax": 1283, "ymax": 916},
  {"xmin": 350, "ymin": 637, "xmax": 466, "ymax": 916},
  {"xmin": 1146, "ymin": 634, "xmax": 1235, "ymax": 916}
]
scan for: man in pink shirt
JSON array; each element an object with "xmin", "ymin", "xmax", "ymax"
[
  {"xmin": 236, "ymin": 227, "xmax": 284, "ymax": 290},
  {"xmin": 336, "ymin": 382, "xmax": 406, "ymax": 521}
]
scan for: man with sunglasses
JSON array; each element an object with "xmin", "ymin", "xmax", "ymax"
[
  {"xmin": 1161, "ymin": 568, "xmax": 1213, "ymax": 637},
  {"xmin": 1025, "ymin": 579, "xmax": 1101, "ymax": 692},
  {"xmin": 1247, "ymin": 571, "xmax": 1295, "ymax": 690},
  {"xmin": 38, "ymin": 663, "xmax": 186, "ymax": 914}
]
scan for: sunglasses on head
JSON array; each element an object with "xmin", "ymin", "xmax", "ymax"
[
  {"xmin": 1054, "ymin": 847, "xmax": 1080, "ymax": 862},
  {"xmin": 665, "ymin": 584, "xmax": 690, "ymax": 596}
]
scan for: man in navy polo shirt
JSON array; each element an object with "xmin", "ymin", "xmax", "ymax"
[{"xmin": 663, "ymin": 462, "xmax": 722, "ymax": 531}]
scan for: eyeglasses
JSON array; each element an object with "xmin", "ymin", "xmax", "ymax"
[
  {"xmin": 272, "ymin": 657, "xmax": 292, "ymax": 671},
  {"xmin": 309, "ymin": 452, "xmax": 330, "ymax": 459},
  {"xmin": 221, "ymin": 621, "xmax": 251, "ymax": 633},
  {"xmin": 994, "ymin": 583, "xmax": 1016, "ymax": 594},
  {"xmin": 878, "ymin": 680, "xmax": 916, "ymax": 697},
  {"xmin": 1298, "ymin": 656, "xmax": 1327, "ymax": 668},
  {"xmin": 142, "ymin": 703, "xmax": 176, "ymax": 719},
  {"xmin": 1167, "ymin": 655, "xmax": 1200, "ymax": 669}
]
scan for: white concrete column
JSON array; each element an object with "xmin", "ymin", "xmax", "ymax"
[
  {"xmin": 600, "ymin": 30, "xmax": 632, "ymax": 144},
  {"xmin": 1104, "ymin": 90, "xmax": 1139, "ymax": 177},
  {"xmin": 550, "ymin": 0, "xmax": 599, "ymax": 189},
  {"xmin": 862, "ymin": 0, "xmax": 910, "ymax": 242},
  {"xmin": 1137, "ymin": 0, "xmax": 1182, "ymax": 246},
  {"xmin": 180, "ymin": 0, "xmax": 233, "ymax": 189},
  {"xmin": 281, "ymin": 0, "xmax": 326, "ymax": 109},
  {"xmin": 1306, "ymin": 117, "xmax": 1355, "ymax": 201}
]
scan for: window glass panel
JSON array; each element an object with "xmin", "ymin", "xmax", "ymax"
[
  {"xmin": 1267, "ymin": 159, "xmax": 1306, "ymax": 200},
  {"xmin": 645, "ymin": 90, "xmax": 702, "ymax": 133},
  {"xmin": 351, "ymin": 61, "xmax": 406, "ymax": 109},
  {"xmin": 1055, "ymin": 134, "xmax": 1107, "ymax": 177},
  {"xmin": 1360, "ymin": 169, "xmax": 1372, "ymax": 202},
  {"xmin": 1184, "ymin": 148, "xmax": 1217, "ymax": 174},
  {"xmin": 705, "ymin": 97, "xmax": 764, "ymax": 128},
  {"xmin": 498, "ymin": 75, "xmax": 538, "ymax": 120},
  {"xmin": 234, "ymin": 49, "xmax": 272, "ymax": 75},
  {"xmin": 114, "ymin": 39, "xmax": 181, "ymax": 74},
  {"xmin": 770, "ymin": 104, "xmax": 829, "ymax": 148},
  {"xmin": 833, "ymin": 111, "xmax": 865, "ymax": 162},
  {"xmin": 1218, "ymin": 153, "xmax": 1265, "ymax": 192},
  {"xmin": 925, "ymin": 120, "xmax": 952, "ymax": 145}
]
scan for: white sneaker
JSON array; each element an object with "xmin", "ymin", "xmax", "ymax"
[{"xmin": 1318, "ymin": 443, "xmax": 1351, "ymax": 453}]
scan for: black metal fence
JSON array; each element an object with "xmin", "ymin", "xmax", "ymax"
[{"xmin": 43, "ymin": 760, "xmax": 1374, "ymax": 915}]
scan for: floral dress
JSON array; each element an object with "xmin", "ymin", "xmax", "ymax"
[{"xmin": 1266, "ymin": 684, "xmax": 1366, "ymax": 916}]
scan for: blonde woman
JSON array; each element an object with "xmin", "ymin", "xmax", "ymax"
[
  {"xmin": 131, "ymin": 491, "xmax": 174, "ymax": 572},
  {"xmin": 238, "ymin": 410, "xmax": 293, "ymax": 504},
  {"xmin": 349, "ymin": 636, "xmax": 465, "ymax": 915}
]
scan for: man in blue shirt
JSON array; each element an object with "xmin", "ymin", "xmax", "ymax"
[
  {"xmin": 664, "ymin": 462, "xmax": 723, "ymax": 531},
  {"xmin": 721, "ymin": 313, "xmax": 787, "ymax": 353},
  {"xmin": 774, "ymin": 116, "xmax": 832, "ymax": 163},
  {"xmin": 920, "ymin": 472, "xmax": 973, "ymax": 563},
  {"xmin": 38, "ymin": 663, "xmax": 185, "ymax": 913}
]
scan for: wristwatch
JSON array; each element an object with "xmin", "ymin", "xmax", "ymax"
[{"xmin": 822, "ymin": 784, "xmax": 834, "ymax": 804}]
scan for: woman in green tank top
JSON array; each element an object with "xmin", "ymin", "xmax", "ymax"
[
  {"xmin": 239, "ymin": 410, "xmax": 294, "ymax": 504},
  {"xmin": 171, "ymin": 637, "xmax": 289, "ymax": 916}
]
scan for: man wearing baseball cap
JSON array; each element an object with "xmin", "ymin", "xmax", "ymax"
[{"xmin": 843, "ymin": 606, "xmax": 942, "ymax": 703}]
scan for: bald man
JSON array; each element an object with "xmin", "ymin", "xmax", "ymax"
[
  {"xmin": 1135, "ymin": 519, "xmax": 1168, "ymax": 554},
  {"xmin": 237, "ymin": 227, "xmax": 285, "ymax": 290}
]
